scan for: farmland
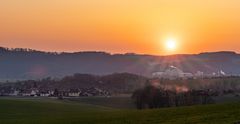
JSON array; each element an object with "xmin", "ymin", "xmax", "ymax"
[{"xmin": 0, "ymin": 97, "xmax": 240, "ymax": 124}]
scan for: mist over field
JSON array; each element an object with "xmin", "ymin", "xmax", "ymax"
[{"xmin": 1, "ymin": 47, "xmax": 240, "ymax": 80}]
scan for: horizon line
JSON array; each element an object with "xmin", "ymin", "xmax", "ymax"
[{"xmin": 0, "ymin": 46, "xmax": 238, "ymax": 56}]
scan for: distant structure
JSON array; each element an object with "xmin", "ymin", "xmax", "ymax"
[
  {"xmin": 212, "ymin": 70, "xmax": 227, "ymax": 77},
  {"xmin": 152, "ymin": 66, "xmax": 229, "ymax": 79},
  {"xmin": 152, "ymin": 66, "xmax": 194, "ymax": 79},
  {"xmin": 195, "ymin": 71, "xmax": 204, "ymax": 78}
]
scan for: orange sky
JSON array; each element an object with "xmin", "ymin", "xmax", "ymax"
[{"xmin": 1, "ymin": 0, "xmax": 240, "ymax": 55}]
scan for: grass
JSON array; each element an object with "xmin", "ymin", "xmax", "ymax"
[
  {"xmin": 0, "ymin": 97, "xmax": 240, "ymax": 124},
  {"xmin": 67, "ymin": 97, "xmax": 135, "ymax": 109}
]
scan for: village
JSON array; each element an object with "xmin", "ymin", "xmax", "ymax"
[
  {"xmin": 0, "ymin": 87, "xmax": 110, "ymax": 98},
  {"xmin": 0, "ymin": 66, "xmax": 239, "ymax": 98}
]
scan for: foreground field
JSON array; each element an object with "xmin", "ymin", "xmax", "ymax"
[
  {"xmin": 0, "ymin": 97, "xmax": 240, "ymax": 124},
  {"xmin": 67, "ymin": 97, "xmax": 135, "ymax": 109}
]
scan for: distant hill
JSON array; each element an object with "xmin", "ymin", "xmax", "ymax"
[{"xmin": 1, "ymin": 47, "xmax": 240, "ymax": 80}]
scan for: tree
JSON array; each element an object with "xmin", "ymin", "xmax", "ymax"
[{"xmin": 53, "ymin": 89, "xmax": 59, "ymax": 97}]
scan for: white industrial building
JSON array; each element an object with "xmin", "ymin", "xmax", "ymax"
[
  {"xmin": 152, "ymin": 65, "xmax": 229, "ymax": 79},
  {"xmin": 152, "ymin": 66, "xmax": 193, "ymax": 79}
]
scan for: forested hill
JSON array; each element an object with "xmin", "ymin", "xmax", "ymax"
[{"xmin": 0, "ymin": 47, "xmax": 240, "ymax": 80}]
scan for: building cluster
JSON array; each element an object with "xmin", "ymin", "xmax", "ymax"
[
  {"xmin": 152, "ymin": 66, "xmax": 227, "ymax": 79},
  {"xmin": 0, "ymin": 87, "xmax": 110, "ymax": 97}
]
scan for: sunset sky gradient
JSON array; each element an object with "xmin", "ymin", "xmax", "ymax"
[{"xmin": 1, "ymin": 0, "xmax": 240, "ymax": 55}]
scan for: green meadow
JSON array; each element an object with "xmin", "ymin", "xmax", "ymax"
[{"xmin": 0, "ymin": 97, "xmax": 240, "ymax": 124}]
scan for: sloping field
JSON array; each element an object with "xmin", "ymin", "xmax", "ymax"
[
  {"xmin": 67, "ymin": 97, "xmax": 135, "ymax": 109},
  {"xmin": 0, "ymin": 97, "xmax": 240, "ymax": 124}
]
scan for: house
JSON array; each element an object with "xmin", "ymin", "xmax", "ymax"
[
  {"xmin": 68, "ymin": 92, "xmax": 80, "ymax": 97},
  {"xmin": 20, "ymin": 90, "xmax": 32, "ymax": 96},
  {"xmin": 30, "ymin": 90, "xmax": 38, "ymax": 97},
  {"xmin": 40, "ymin": 91, "xmax": 50, "ymax": 97},
  {"xmin": 10, "ymin": 90, "xmax": 19, "ymax": 96},
  {"xmin": 81, "ymin": 92, "xmax": 93, "ymax": 97},
  {"xmin": 68, "ymin": 89, "xmax": 80, "ymax": 97},
  {"xmin": 19, "ymin": 90, "xmax": 38, "ymax": 97}
]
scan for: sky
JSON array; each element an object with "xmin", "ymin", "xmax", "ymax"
[{"xmin": 1, "ymin": 0, "xmax": 240, "ymax": 55}]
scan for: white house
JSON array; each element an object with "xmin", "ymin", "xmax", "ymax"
[
  {"xmin": 40, "ymin": 92, "xmax": 50, "ymax": 97},
  {"xmin": 10, "ymin": 90, "xmax": 19, "ymax": 96},
  {"xmin": 68, "ymin": 92, "xmax": 80, "ymax": 97},
  {"xmin": 30, "ymin": 90, "xmax": 38, "ymax": 97}
]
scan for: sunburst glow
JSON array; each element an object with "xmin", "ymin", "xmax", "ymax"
[{"xmin": 165, "ymin": 38, "xmax": 177, "ymax": 51}]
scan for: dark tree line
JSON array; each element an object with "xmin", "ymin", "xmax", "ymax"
[{"xmin": 132, "ymin": 85, "xmax": 214, "ymax": 109}]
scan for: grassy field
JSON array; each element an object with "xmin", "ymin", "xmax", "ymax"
[
  {"xmin": 67, "ymin": 97, "xmax": 135, "ymax": 109},
  {"xmin": 0, "ymin": 97, "xmax": 240, "ymax": 124}
]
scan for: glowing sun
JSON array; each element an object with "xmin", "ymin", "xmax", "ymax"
[{"xmin": 165, "ymin": 38, "xmax": 177, "ymax": 51}]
